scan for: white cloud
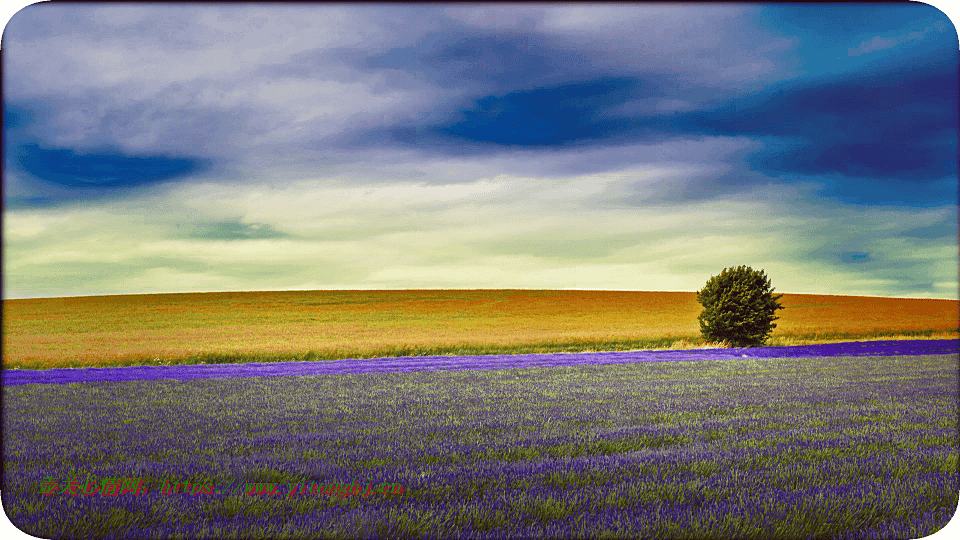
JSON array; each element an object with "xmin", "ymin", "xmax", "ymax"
[
  {"xmin": 3, "ymin": 213, "xmax": 74, "ymax": 240},
  {"xmin": 6, "ymin": 159, "xmax": 955, "ymax": 299}
]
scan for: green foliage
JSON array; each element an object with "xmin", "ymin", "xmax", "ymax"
[{"xmin": 696, "ymin": 265, "xmax": 784, "ymax": 347}]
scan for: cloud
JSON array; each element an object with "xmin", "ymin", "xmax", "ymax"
[
  {"xmin": 188, "ymin": 221, "xmax": 291, "ymax": 241},
  {"xmin": 848, "ymin": 21, "xmax": 951, "ymax": 56},
  {"xmin": 5, "ymin": 161, "xmax": 955, "ymax": 299},
  {"xmin": 437, "ymin": 77, "xmax": 671, "ymax": 147},
  {"xmin": 362, "ymin": 30, "xmax": 589, "ymax": 92},
  {"xmin": 684, "ymin": 57, "xmax": 957, "ymax": 205},
  {"xmin": 900, "ymin": 220, "xmax": 958, "ymax": 240},
  {"xmin": 2, "ymin": 4, "xmax": 956, "ymax": 299},
  {"xmin": 15, "ymin": 144, "xmax": 209, "ymax": 189}
]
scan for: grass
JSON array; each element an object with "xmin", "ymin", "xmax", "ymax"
[
  {"xmin": 2, "ymin": 289, "xmax": 956, "ymax": 537},
  {"xmin": 3, "ymin": 352, "xmax": 956, "ymax": 538},
  {"xmin": 3, "ymin": 289, "xmax": 958, "ymax": 369}
]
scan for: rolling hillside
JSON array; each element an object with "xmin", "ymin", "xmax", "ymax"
[{"xmin": 3, "ymin": 290, "xmax": 957, "ymax": 369}]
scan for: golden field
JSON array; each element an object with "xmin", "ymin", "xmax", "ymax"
[{"xmin": 2, "ymin": 289, "xmax": 957, "ymax": 370}]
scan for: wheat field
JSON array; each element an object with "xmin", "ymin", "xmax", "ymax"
[{"xmin": 3, "ymin": 290, "xmax": 957, "ymax": 369}]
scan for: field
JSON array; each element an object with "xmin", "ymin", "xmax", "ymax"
[
  {"xmin": 3, "ymin": 347, "xmax": 957, "ymax": 539},
  {"xmin": 2, "ymin": 290, "xmax": 958, "ymax": 538},
  {"xmin": 3, "ymin": 290, "xmax": 958, "ymax": 370}
]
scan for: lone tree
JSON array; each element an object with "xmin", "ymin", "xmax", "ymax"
[{"xmin": 696, "ymin": 265, "xmax": 784, "ymax": 347}]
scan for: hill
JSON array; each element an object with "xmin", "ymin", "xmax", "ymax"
[{"xmin": 3, "ymin": 290, "xmax": 957, "ymax": 369}]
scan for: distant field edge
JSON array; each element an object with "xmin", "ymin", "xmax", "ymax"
[{"xmin": 3, "ymin": 329, "xmax": 957, "ymax": 371}]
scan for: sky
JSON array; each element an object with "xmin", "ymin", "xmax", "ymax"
[{"xmin": 2, "ymin": 3, "xmax": 958, "ymax": 300}]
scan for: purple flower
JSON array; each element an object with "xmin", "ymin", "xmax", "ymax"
[{"xmin": 2, "ymin": 339, "xmax": 956, "ymax": 386}]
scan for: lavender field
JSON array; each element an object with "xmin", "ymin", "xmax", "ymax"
[{"xmin": 3, "ymin": 340, "xmax": 958, "ymax": 539}]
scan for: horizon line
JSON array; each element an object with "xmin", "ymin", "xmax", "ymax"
[{"xmin": 4, "ymin": 288, "xmax": 958, "ymax": 302}]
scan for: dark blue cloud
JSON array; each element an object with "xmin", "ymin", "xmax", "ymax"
[
  {"xmin": 356, "ymin": 41, "xmax": 955, "ymax": 195},
  {"xmin": 15, "ymin": 144, "xmax": 210, "ymax": 189},
  {"xmin": 756, "ymin": 142, "xmax": 945, "ymax": 179},
  {"xmin": 340, "ymin": 48, "xmax": 956, "ymax": 208},
  {"xmin": 438, "ymin": 77, "xmax": 657, "ymax": 146},
  {"xmin": 690, "ymin": 58, "xmax": 957, "ymax": 141},
  {"xmin": 332, "ymin": 75, "xmax": 683, "ymax": 152},
  {"xmin": 696, "ymin": 60, "xmax": 955, "ymax": 140},
  {"xmin": 678, "ymin": 55, "xmax": 958, "ymax": 206},
  {"xmin": 692, "ymin": 57, "xmax": 957, "ymax": 175},
  {"xmin": 2, "ymin": 102, "xmax": 36, "ymax": 130},
  {"xmin": 435, "ymin": 76, "xmax": 691, "ymax": 148},
  {"xmin": 810, "ymin": 176, "xmax": 957, "ymax": 208}
]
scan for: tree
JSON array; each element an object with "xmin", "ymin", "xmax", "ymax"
[{"xmin": 696, "ymin": 265, "xmax": 784, "ymax": 347}]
